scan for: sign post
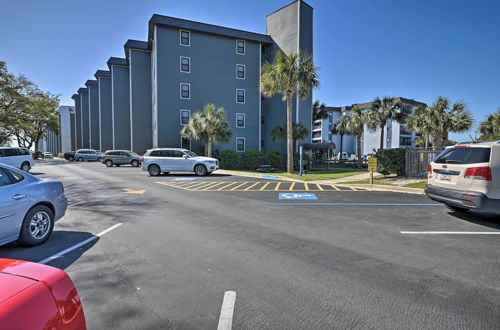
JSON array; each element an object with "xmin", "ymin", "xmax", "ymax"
[
  {"xmin": 368, "ymin": 157, "xmax": 378, "ymax": 187},
  {"xmin": 299, "ymin": 146, "xmax": 303, "ymax": 176}
]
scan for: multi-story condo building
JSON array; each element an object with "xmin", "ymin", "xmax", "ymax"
[
  {"xmin": 42, "ymin": 106, "xmax": 76, "ymax": 156},
  {"xmin": 67, "ymin": 0, "xmax": 314, "ymax": 157},
  {"xmin": 312, "ymin": 97, "xmax": 426, "ymax": 156}
]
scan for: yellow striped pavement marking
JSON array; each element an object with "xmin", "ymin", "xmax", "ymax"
[
  {"xmin": 230, "ymin": 182, "xmax": 249, "ymax": 190},
  {"xmin": 316, "ymin": 184, "xmax": 324, "ymax": 191},
  {"xmin": 274, "ymin": 182, "xmax": 282, "ymax": 191},
  {"xmin": 192, "ymin": 181, "xmax": 222, "ymax": 190},
  {"xmin": 349, "ymin": 186, "xmax": 357, "ymax": 191},
  {"xmin": 304, "ymin": 183, "xmax": 309, "ymax": 191},
  {"xmin": 201, "ymin": 181, "xmax": 227, "ymax": 190},
  {"xmin": 217, "ymin": 182, "xmax": 239, "ymax": 190},
  {"xmin": 244, "ymin": 182, "xmax": 261, "ymax": 190},
  {"xmin": 184, "ymin": 181, "xmax": 212, "ymax": 189},
  {"xmin": 289, "ymin": 182, "xmax": 296, "ymax": 191},
  {"xmin": 260, "ymin": 182, "xmax": 271, "ymax": 191},
  {"xmin": 331, "ymin": 185, "xmax": 341, "ymax": 191}
]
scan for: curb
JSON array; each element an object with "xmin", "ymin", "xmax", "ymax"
[
  {"xmin": 216, "ymin": 170, "xmax": 302, "ymax": 182},
  {"xmin": 339, "ymin": 184, "xmax": 425, "ymax": 195}
]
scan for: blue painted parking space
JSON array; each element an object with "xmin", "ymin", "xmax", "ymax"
[
  {"xmin": 278, "ymin": 193, "xmax": 318, "ymax": 200},
  {"xmin": 171, "ymin": 178, "xmax": 198, "ymax": 181}
]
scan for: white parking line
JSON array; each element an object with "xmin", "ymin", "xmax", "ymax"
[
  {"xmin": 217, "ymin": 291, "xmax": 236, "ymax": 330},
  {"xmin": 39, "ymin": 223, "xmax": 123, "ymax": 264},
  {"xmin": 401, "ymin": 231, "xmax": 500, "ymax": 235},
  {"xmin": 68, "ymin": 201, "xmax": 85, "ymax": 208}
]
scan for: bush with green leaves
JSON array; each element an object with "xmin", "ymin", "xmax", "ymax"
[
  {"xmin": 266, "ymin": 149, "xmax": 281, "ymax": 168},
  {"xmin": 293, "ymin": 152, "xmax": 310, "ymax": 170},
  {"xmin": 220, "ymin": 150, "xmax": 239, "ymax": 169},
  {"xmin": 241, "ymin": 150, "xmax": 265, "ymax": 170},
  {"xmin": 375, "ymin": 148, "xmax": 406, "ymax": 176}
]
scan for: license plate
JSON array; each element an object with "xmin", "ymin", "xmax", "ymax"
[{"xmin": 439, "ymin": 174, "xmax": 451, "ymax": 181}]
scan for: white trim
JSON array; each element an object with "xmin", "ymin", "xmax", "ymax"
[
  {"xmin": 97, "ymin": 78, "xmax": 102, "ymax": 151},
  {"xmin": 236, "ymin": 137, "xmax": 245, "ymax": 152},
  {"xmin": 111, "ymin": 66, "xmax": 115, "ymax": 149},
  {"xmin": 235, "ymin": 113, "xmax": 245, "ymax": 128},
  {"xmin": 235, "ymin": 64, "xmax": 245, "ymax": 80},
  {"xmin": 129, "ymin": 49, "xmax": 134, "ymax": 152},
  {"xmin": 180, "ymin": 56, "xmax": 191, "ymax": 73},
  {"xmin": 152, "ymin": 26, "xmax": 158, "ymax": 148},
  {"xmin": 236, "ymin": 89, "xmax": 245, "ymax": 104},
  {"xmin": 236, "ymin": 39, "xmax": 245, "ymax": 55},
  {"xmin": 79, "ymin": 96, "xmax": 83, "ymax": 148},
  {"xmin": 180, "ymin": 83, "xmax": 191, "ymax": 100},
  {"xmin": 258, "ymin": 43, "xmax": 262, "ymax": 151},
  {"xmin": 180, "ymin": 29, "xmax": 190, "ymax": 46},
  {"xmin": 180, "ymin": 109, "xmax": 191, "ymax": 125}
]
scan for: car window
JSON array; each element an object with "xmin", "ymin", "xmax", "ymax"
[
  {"xmin": 119, "ymin": 152, "xmax": 128, "ymax": 156},
  {"xmin": 434, "ymin": 147, "xmax": 491, "ymax": 164},
  {"xmin": 184, "ymin": 150, "xmax": 197, "ymax": 157},
  {"xmin": 0, "ymin": 168, "xmax": 12, "ymax": 187},
  {"xmin": 5, "ymin": 168, "xmax": 24, "ymax": 183},
  {"xmin": 172, "ymin": 151, "xmax": 185, "ymax": 158},
  {"xmin": 158, "ymin": 150, "xmax": 173, "ymax": 157},
  {"xmin": 149, "ymin": 150, "xmax": 159, "ymax": 156},
  {"xmin": 4, "ymin": 148, "xmax": 19, "ymax": 157},
  {"xmin": 19, "ymin": 149, "xmax": 30, "ymax": 156}
]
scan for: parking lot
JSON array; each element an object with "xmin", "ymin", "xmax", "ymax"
[{"xmin": 1, "ymin": 160, "xmax": 499, "ymax": 329}]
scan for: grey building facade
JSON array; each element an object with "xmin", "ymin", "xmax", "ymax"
[
  {"xmin": 85, "ymin": 80, "xmax": 100, "ymax": 150},
  {"xmin": 72, "ymin": 93, "xmax": 81, "ymax": 149},
  {"xmin": 108, "ymin": 57, "xmax": 131, "ymax": 150},
  {"xmin": 78, "ymin": 88, "xmax": 89, "ymax": 148},
  {"xmin": 95, "ymin": 70, "xmax": 113, "ymax": 152}
]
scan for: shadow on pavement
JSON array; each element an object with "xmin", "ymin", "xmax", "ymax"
[
  {"xmin": 0, "ymin": 230, "xmax": 98, "ymax": 270},
  {"xmin": 448, "ymin": 210, "xmax": 500, "ymax": 229}
]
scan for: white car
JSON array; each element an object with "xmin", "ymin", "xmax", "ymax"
[
  {"xmin": 141, "ymin": 148, "xmax": 219, "ymax": 176},
  {"xmin": 0, "ymin": 147, "xmax": 35, "ymax": 172},
  {"xmin": 425, "ymin": 141, "xmax": 500, "ymax": 215}
]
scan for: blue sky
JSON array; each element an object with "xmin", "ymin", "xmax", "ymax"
[{"xmin": 1, "ymin": 0, "xmax": 499, "ymax": 141}]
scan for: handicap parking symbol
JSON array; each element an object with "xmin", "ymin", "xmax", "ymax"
[
  {"xmin": 171, "ymin": 178, "xmax": 198, "ymax": 181},
  {"xmin": 278, "ymin": 193, "xmax": 318, "ymax": 200}
]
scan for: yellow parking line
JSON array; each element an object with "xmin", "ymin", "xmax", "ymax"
[
  {"xmin": 289, "ymin": 182, "xmax": 296, "ymax": 191},
  {"xmin": 244, "ymin": 182, "xmax": 261, "ymax": 190},
  {"xmin": 331, "ymin": 185, "xmax": 341, "ymax": 191},
  {"xmin": 260, "ymin": 182, "xmax": 271, "ymax": 191},
  {"xmin": 217, "ymin": 182, "xmax": 239, "ymax": 190},
  {"xmin": 304, "ymin": 183, "xmax": 309, "ymax": 191},
  {"xmin": 230, "ymin": 182, "xmax": 249, "ymax": 190},
  {"xmin": 274, "ymin": 182, "xmax": 282, "ymax": 191},
  {"xmin": 316, "ymin": 184, "xmax": 324, "ymax": 191},
  {"xmin": 172, "ymin": 181, "xmax": 200, "ymax": 187},
  {"xmin": 200, "ymin": 181, "xmax": 227, "ymax": 191},
  {"xmin": 192, "ymin": 182, "xmax": 220, "ymax": 190},
  {"xmin": 182, "ymin": 181, "xmax": 210, "ymax": 189},
  {"xmin": 349, "ymin": 186, "xmax": 357, "ymax": 191}
]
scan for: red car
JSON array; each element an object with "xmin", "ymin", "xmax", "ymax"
[{"xmin": 0, "ymin": 259, "xmax": 86, "ymax": 329}]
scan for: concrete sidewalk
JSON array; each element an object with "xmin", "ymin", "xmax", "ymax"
[{"xmin": 309, "ymin": 172, "xmax": 381, "ymax": 185}]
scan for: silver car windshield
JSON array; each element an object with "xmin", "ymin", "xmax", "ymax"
[{"xmin": 184, "ymin": 150, "xmax": 198, "ymax": 157}]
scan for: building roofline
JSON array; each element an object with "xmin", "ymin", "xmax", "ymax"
[
  {"xmin": 148, "ymin": 14, "xmax": 273, "ymax": 45},
  {"xmin": 94, "ymin": 70, "xmax": 111, "ymax": 79},
  {"xmin": 107, "ymin": 57, "xmax": 128, "ymax": 70},
  {"xmin": 77, "ymin": 88, "xmax": 88, "ymax": 94},
  {"xmin": 124, "ymin": 39, "xmax": 150, "ymax": 59},
  {"xmin": 85, "ymin": 80, "xmax": 98, "ymax": 87},
  {"xmin": 71, "ymin": 94, "xmax": 79, "ymax": 100},
  {"xmin": 266, "ymin": 0, "xmax": 313, "ymax": 18}
]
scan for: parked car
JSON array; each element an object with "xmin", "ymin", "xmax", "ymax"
[
  {"xmin": 74, "ymin": 149, "xmax": 102, "ymax": 162},
  {"xmin": 0, "ymin": 163, "xmax": 67, "ymax": 246},
  {"xmin": 425, "ymin": 141, "xmax": 500, "ymax": 215},
  {"xmin": 337, "ymin": 152, "xmax": 349, "ymax": 160},
  {"xmin": 141, "ymin": 148, "xmax": 219, "ymax": 176},
  {"xmin": 0, "ymin": 147, "xmax": 35, "ymax": 172},
  {"xmin": 42, "ymin": 152, "xmax": 53, "ymax": 159},
  {"xmin": 102, "ymin": 150, "xmax": 141, "ymax": 167},
  {"xmin": 64, "ymin": 151, "xmax": 76, "ymax": 161},
  {"xmin": 0, "ymin": 258, "xmax": 87, "ymax": 329}
]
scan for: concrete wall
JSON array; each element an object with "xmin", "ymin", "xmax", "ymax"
[
  {"xmin": 79, "ymin": 89, "xmax": 89, "ymax": 148},
  {"xmin": 87, "ymin": 83, "xmax": 100, "ymax": 150},
  {"xmin": 129, "ymin": 49, "xmax": 152, "ymax": 154},
  {"xmin": 153, "ymin": 25, "xmax": 261, "ymax": 153},
  {"xmin": 111, "ymin": 65, "xmax": 131, "ymax": 150},
  {"xmin": 98, "ymin": 76, "xmax": 113, "ymax": 152}
]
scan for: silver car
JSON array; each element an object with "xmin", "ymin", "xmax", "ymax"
[
  {"xmin": 0, "ymin": 163, "xmax": 68, "ymax": 246},
  {"xmin": 141, "ymin": 148, "xmax": 219, "ymax": 176}
]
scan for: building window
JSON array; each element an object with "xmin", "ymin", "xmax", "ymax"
[
  {"xmin": 400, "ymin": 136, "xmax": 412, "ymax": 146},
  {"xmin": 180, "ymin": 83, "xmax": 190, "ymax": 99},
  {"xmin": 236, "ymin": 64, "xmax": 245, "ymax": 79},
  {"xmin": 236, "ymin": 40, "xmax": 245, "ymax": 54},
  {"xmin": 236, "ymin": 113, "xmax": 245, "ymax": 128},
  {"xmin": 180, "ymin": 110, "xmax": 190, "ymax": 125},
  {"xmin": 180, "ymin": 57, "xmax": 190, "ymax": 73},
  {"xmin": 236, "ymin": 137, "xmax": 245, "ymax": 152},
  {"xmin": 180, "ymin": 30, "xmax": 190, "ymax": 46},
  {"xmin": 236, "ymin": 89, "xmax": 245, "ymax": 104}
]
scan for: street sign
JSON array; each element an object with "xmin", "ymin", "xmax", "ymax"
[
  {"xmin": 278, "ymin": 193, "xmax": 318, "ymax": 200},
  {"xmin": 368, "ymin": 157, "xmax": 378, "ymax": 172}
]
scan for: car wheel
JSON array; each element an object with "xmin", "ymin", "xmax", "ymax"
[
  {"xmin": 131, "ymin": 160, "xmax": 140, "ymax": 167},
  {"xmin": 69, "ymin": 156, "xmax": 74, "ymax": 161},
  {"xmin": 97, "ymin": 157, "xmax": 102, "ymax": 162},
  {"xmin": 18, "ymin": 205, "xmax": 54, "ymax": 246},
  {"xmin": 77, "ymin": 157, "xmax": 83, "ymax": 162},
  {"xmin": 194, "ymin": 164, "xmax": 208, "ymax": 176},
  {"xmin": 105, "ymin": 160, "xmax": 113, "ymax": 167},
  {"xmin": 446, "ymin": 205, "xmax": 470, "ymax": 213},
  {"xmin": 21, "ymin": 162, "xmax": 31, "ymax": 172},
  {"xmin": 148, "ymin": 164, "xmax": 161, "ymax": 176}
]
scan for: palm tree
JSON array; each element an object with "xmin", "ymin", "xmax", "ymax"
[
  {"xmin": 340, "ymin": 105, "xmax": 365, "ymax": 169},
  {"xmin": 270, "ymin": 122, "xmax": 309, "ymax": 142},
  {"xmin": 406, "ymin": 104, "xmax": 434, "ymax": 148},
  {"xmin": 478, "ymin": 109, "xmax": 500, "ymax": 140},
  {"xmin": 180, "ymin": 104, "xmax": 231, "ymax": 157},
  {"xmin": 331, "ymin": 114, "xmax": 350, "ymax": 155},
  {"xmin": 312, "ymin": 100, "xmax": 328, "ymax": 121},
  {"xmin": 367, "ymin": 97, "xmax": 404, "ymax": 150},
  {"xmin": 261, "ymin": 51, "xmax": 319, "ymax": 173}
]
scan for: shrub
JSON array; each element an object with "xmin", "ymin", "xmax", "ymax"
[
  {"xmin": 241, "ymin": 150, "xmax": 265, "ymax": 170},
  {"xmin": 375, "ymin": 148, "xmax": 406, "ymax": 176},
  {"xmin": 266, "ymin": 149, "xmax": 281, "ymax": 168},
  {"xmin": 220, "ymin": 150, "xmax": 239, "ymax": 169},
  {"xmin": 293, "ymin": 152, "xmax": 310, "ymax": 170}
]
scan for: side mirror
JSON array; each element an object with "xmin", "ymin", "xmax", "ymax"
[{"xmin": 183, "ymin": 155, "xmax": 189, "ymax": 159}]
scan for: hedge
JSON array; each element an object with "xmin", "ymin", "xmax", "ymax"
[
  {"xmin": 220, "ymin": 150, "xmax": 239, "ymax": 169},
  {"xmin": 375, "ymin": 148, "xmax": 406, "ymax": 176},
  {"xmin": 266, "ymin": 149, "xmax": 281, "ymax": 168},
  {"xmin": 241, "ymin": 150, "xmax": 265, "ymax": 170}
]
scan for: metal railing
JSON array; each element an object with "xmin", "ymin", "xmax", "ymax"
[{"xmin": 405, "ymin": 148, "xmax": 443, "ymax": 177}]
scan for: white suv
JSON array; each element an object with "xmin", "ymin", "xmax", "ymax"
[
  {"xmin": 141, "ymin": 148, "xmax": 219, "ymax": 176},
  {"xmin": 0, "ymin": 147, "xmax": 35, "ymax": 172},
  {"xmin": 425, "ymin": 141, "xmax": 500, "ymax": 215}
]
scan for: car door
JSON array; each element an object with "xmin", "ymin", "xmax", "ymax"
[
  {"xmin": 0, "ymin": 168, "xmax": 31, "ymax": 245},
  {"xmin": 1, "ymin": 148, "xmax": 18, "ymax": 167},
  {"xmin": 118, "ymin": 152, "xmax": 129, "ymax": 164},
  {"xmin": 157, "ymin": 150, "xmax": 172, "ymax": 171},
  {"xmin": 171, "ymin": 150, "xmax": 188, "ymax": 171}
]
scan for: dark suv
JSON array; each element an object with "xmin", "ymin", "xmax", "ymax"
[{"xmin": 102, "ymin": 150, "xmax": 141, "ymax": 167}]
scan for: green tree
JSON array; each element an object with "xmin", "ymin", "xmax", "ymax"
[
  {"xmin": 366, "ymin": 97, "xmax": 404, "ymax": 150},
  {"xmin": 270, "ymin": 122, "xmax": 309, "ymax": 142},
  {"xmin": 312, "ymin": 100, "xmax": 328, "ymax": 121},
  {"xmin": 261, "ymin": 51, "xmax": 319, "ymax": 173},
  {"xmin": 336, "ymin": 105, "xmax": 365, "ymax": 168},
  {"xmin": 331, "ymin": 114, "xmax": 350, "ymax": 155},
  {"xmin": 478, "ymin": 109, "xmax": 500, "ymax": 141},
  {"xmin": 180, "ymin": 104, "xmax": 232, "ymax": 157}
]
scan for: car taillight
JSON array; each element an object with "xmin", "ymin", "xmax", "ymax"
[
  {"xmin": 140, "ymin": 156, "xmax": 144, "ymax": 162},
  {"xmin": 464, "ymin": 167, "xmax": 492, "ymax": 181},
  {"xmin": 427, "ymin": 165, "xmax": 432, "ymax": 173}
]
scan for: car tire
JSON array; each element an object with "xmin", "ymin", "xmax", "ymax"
[
  {"xmin": 131, "ymin": 160, "xmax": 140, "ymax": 167},
  {"xmin": 77, "ymin": 157, "xmax": 83, "ymax": 162},
  {"xmin": 21, "ymin": 162, "xmax": 31, "ymax": 172},
  {"xmin": 194, "ymin": 164, "xmax": 208, "ymax": 176},
  {"xmin": 105, "ymin": 160, "xmax": 113, "ymax": 167},
  {"xmin": 68, "ymin": 156, "xmax": 74, "ymax": 161},
  {"xmin": 148, "ymin": 164, "xmax": 161, "ymax": 176},
  {"xmin": 97, "ymin": 157, "xmax": 102, "ymax": 162},
  {"xmin": 18, "ymin": 205, "xmax": 54, "ymax": 246},
  {"xmin": 446, "ymin": 205, "xmax": 470, "ymax": 213}
]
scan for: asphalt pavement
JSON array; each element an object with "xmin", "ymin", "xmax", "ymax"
[{"xmin": 1, "ymin": 160, "xmax": 499, "ymax": 329}]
